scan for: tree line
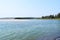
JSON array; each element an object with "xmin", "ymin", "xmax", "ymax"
[
  {"xmin": 14, "ymin": 13, "xmax": 60, "ymax": 19},
  {"xmin": 41, "ymin": 13, "xmax": 60, "ymax": 19}
]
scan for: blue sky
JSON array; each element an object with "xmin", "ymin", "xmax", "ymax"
[{"xmin": 0, "ymin": 0, "xmax": 60, "ymax": 17}]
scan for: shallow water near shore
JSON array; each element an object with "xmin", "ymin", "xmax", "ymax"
[{"xmin": 0, "ymin": 19, "xmax": 60, "ymax": 40}]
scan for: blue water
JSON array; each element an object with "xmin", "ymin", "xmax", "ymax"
[{"xmin": 0, "ymin": 20, "xmax": 60, "ymax": 40}]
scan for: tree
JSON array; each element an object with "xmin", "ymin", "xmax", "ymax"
[
  {"xmin": 49, "ymin": 15, "xmax": 54, "ymax": 18},
  {"xmin": 57, "ymin": 13, "xmax": 60, "ymax": 18}
]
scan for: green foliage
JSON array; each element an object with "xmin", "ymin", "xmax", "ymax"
[
  {"xmin": 57, "ymin": 13, "xmax": 60, "ymax": 18},
  {"xmin": 41, "ymin": 13, "xmax": 60, "ymax": 19}
]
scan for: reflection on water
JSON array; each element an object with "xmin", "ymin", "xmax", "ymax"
[{"xmin": 0, "ymin": 20, "xmax": 60, "ymax": 40}]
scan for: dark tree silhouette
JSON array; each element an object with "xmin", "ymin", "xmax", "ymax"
[
  {"xmin": 41, "ymin": 15, "xmax": 54, "ymax": 19},
  {"xmin": 49, "ymin": 15, "xmax": 54, "ymax": 18},
  {"xmin": 57, "ymin": 13, "xmax": 60, "ymax": 18}
]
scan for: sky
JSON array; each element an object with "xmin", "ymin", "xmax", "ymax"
[{"xmin": 0, "ymin": 0, "xmax": 60, "ymax": 17}]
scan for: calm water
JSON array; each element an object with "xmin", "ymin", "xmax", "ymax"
[{"xmin": 0, "ymin": 20, "xmax": 60, "ymax": 40}]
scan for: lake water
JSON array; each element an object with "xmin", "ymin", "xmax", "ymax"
[{"xmin": 0, "ymin": 20, "xmax": 60, "ymax": 40}]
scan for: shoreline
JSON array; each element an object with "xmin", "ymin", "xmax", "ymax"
[
  {"xmin": 0, "ymin": 19, "xmax": 60, "ymax": 21},
  {"xmin": 0, "ymin": 19, "xmax": 31, "ymax": 21}
]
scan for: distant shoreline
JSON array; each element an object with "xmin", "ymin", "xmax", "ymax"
[
  {"xmin": 0, "ymin": 19, "xmax": 31, "ymax": 21},
  {"xmin": 0, "ymin": 19, "xmax": 60, "ymax": 21}
]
